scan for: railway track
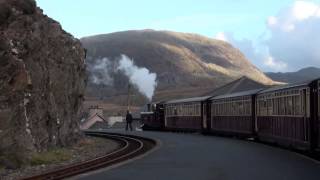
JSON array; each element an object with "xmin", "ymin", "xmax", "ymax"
[{"xmin": 22, "ymin": 131, "xmax": 156, "ymax": 180}]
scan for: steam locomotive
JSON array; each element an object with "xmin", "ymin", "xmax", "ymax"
[{"xmin": 141, "ymin": 78, "xmax": 320, "ymax": 151}]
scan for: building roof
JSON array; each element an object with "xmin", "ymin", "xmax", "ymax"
[
  {"xmin": 210, "ymin": 88, "xmax": 264, "ymax": 100},
  {"xmin": 86, "ymin": 113, "xmax": 107, "ymax": 123},
  {"xmin": 206, "ymin": 76, "xmax": 270, "ymax": 97},
  {"xmin": 80, "ymin": 113, "xmax": 108, "ymax": 130},
  {"xmin": 258, "ymin": 77, "xmax": 320, "ymax": 94},
  {"xmin": 88, "ymin": 105, "xmax": 103, "ymax": 110},
  {"xmin": 165, "ymin": 96, "xmax": 211, "ymax": 104},
  {"xmin": 140, "ymin": 112, "xmax": 154, "ymax": 115}
]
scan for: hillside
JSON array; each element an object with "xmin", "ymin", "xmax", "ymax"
[
  {"xmin": 266, "ymin": 67, "xmax": 320, "ymax": 84},
  {"xmin": 81, "ymin": 30, "xmax": 275, "ymax": 109}
]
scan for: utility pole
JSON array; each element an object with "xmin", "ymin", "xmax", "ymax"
[{"xmin": 127, "ymin": 83, "xmax": 131, "ymax": 111}]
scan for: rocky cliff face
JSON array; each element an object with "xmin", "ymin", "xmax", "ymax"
[{"xmin": 0, "ymin": 0, "xmax": 86, "ymax": 165}]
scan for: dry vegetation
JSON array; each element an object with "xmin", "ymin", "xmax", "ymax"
[
  {"xmin": 0, "ymin": 137, "xmax": 119, "ymax": 179},
  {"xmin": 81, "ymin": 30, "xmax": 277, "ymax": 108}
]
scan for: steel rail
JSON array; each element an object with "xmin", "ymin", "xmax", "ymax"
[{"xmin": 22, "ymin": 132, "xmax": 155, "ymax": 180}]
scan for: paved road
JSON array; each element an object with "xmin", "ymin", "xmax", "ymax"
[{"xmin": 75, "ymin": 130, "xmax": 320, "ymax": 180}]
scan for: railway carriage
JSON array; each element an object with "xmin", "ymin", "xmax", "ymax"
[
  {"xmin": 256, "ymin": 79, "xmax": 320, "ymax": 150},
  {"xmin": 207, "ymin": 89, "xmax": 262, "ymax": 137},
  {"xmin": 309, "ymin": 79, "xmax": 320, "ymax": 150},
  {"xmin": 164, "ymin": 96, "xmax": 210, "ymax": 131},
  {"xmin": 141, "ymin": 77, "xmax": 320, "ymax": 152}
]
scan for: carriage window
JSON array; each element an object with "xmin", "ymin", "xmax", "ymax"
[
  {"xmin": 186, "ymin": 105, "xmax": 188, "ymax": 116},
  {"xmin": 306, "ymin": 90, "xmax": 310, "ymax": 117},
  {"xmin": 318, "ymin": 85, "xmax": 320, "ymax": 116},
  {"xmin": 272, "ymin": 99, "xmax": 276, "ymax": 115},
  {"xmin": 211, "ymin": 104, "xmax": 214, "ymax": 116},
  {"xmin": 261, "ymin": 99, "xmax": 266, "ymax": 116},
  {"xmin": 216, "ymin": 103, "xmax": 218, "ymax": 115},
  {"xmin": 239, "ymin": 101, "xmax": 243, "ymax": 115},
  {"xmin": 231, "ymin": 102, "xmax": 235, "ymax": 115},
  {"xmin": 301, "ymin": 90, "xmax": 305, "ymax": 116},
  {"xmin": 246, "ymin": 101, "xmax": 251, "ymax": 115},
  {"xmin": 196, "ymin": 104, "xmax": 198, "ymax": 116},
  {"xmin": 193, "ymin": 104, "xmax": 195, "ymax": 116},
  {"xmin": 244, "ymin": 101, "xmax": 247, "ymax": 115},
  {"xmin": 267, "ymin": 99, "xmax": 272, "ymax": 115},
  {"xmin": 280, "ymin": 97, "xmax": 285, "ymax": 115},
  {"xmin": 287, "ymin": 96, "xmax": 293, "ymax": 115}
]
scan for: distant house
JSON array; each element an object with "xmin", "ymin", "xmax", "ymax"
[
  {"xmin": 108, "ymin": 116, "xmax": 124, "ymax": 126},
  {"xmin": 80, "ymin": 106, "xmax": 108, "ymax": 130}
]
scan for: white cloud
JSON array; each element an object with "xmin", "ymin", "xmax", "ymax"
[
  {"xmin": 219, "ymin": 1, "xmax": 320, "ymax": 72},
  {"xmin": 292, "ymin": 1, "xmax": 319, "ymax": 20},
  {"xmin": 266, "ymin": 0, "xmax": 320, "ymax": 71},
  {"xmin": 215, "ymin": 32, "xmax": 228, "ymax": 42},
  {"xmin": 264, "ymin": 56, "xmax": 287, "ymax": 71},
  {"xmin": 267, "ymin": 16, "xmax": 278, "ymax": 26}
]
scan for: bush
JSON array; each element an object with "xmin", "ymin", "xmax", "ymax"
[{"xmin": 29, "ymin": 148, "xmax": 72, "ymax": 166}]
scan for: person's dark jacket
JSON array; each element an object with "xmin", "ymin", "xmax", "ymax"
[{"xmin": 126, "ymin": 113, "xmax": 133, "ymax": 123}]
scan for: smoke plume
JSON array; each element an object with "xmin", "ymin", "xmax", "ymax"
[
  {"xmin": 88, "ymin": 54, "xmax": 157, "ymax": 100},
  {"xmin": 88, "ymin": 57, "xmax": 114, "ymax": 86},
  {"xmin": 117, "ymin": 55, "xmax": 157, "ymax": 100}
]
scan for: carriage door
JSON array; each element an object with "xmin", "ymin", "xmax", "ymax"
[
  {"xmin": 309, "ymin": 82, "xmax": 319, "ymax": 149},
  {"xmin": 317, "ymin": 80, "xmax": 320, "ymax": 148},
  {"xmin": 202, "ymin": 102, "xmax": 207, "ymax": 130}
]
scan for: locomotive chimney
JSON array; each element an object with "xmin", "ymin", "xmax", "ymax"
[{"xmin": 127, "ymin": 83, "xmax": 131, "ymax": 111}]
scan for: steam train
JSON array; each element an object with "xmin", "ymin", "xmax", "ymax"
[{"xmin": 141, "ymin": 78, "xmax": 320, "ymax": 151}]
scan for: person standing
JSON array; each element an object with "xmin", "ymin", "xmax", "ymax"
[{"xmin": 125, "ymin": 110, "xmax": 133, "ymax": 131}]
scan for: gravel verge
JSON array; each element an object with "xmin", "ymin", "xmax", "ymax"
[{"xmin": 0, "ymin": 136, "xmax": 120, "ymax": 180}]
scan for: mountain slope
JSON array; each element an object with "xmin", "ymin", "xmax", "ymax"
[
  {"xmin": 81, "ymin": 30, "xmax": 275, "ymax": 104},
  {"xmin": 266, "ymin": 67, "xmax": 320, "ymax": 83}
]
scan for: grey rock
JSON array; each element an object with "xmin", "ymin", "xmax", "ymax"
[{"xmin": 0, "ymin": 0, "xmax": 86, "ymax": 167}]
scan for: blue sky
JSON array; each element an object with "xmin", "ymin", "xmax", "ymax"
[
  {"xmin": 35, "ymin": 0, "xmax": 320, "ymax": 72},
  {"xmin": 36, "ymin": 0, "xmax": 295, "ymax": 39}
]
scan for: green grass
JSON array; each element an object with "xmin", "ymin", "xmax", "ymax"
[{"xmin": 29, "ymin": 148, "xmax": 72, "ymax": 166}]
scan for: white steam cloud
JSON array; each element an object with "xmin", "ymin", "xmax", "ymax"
[
  {"xmin": 117, "ymin": 55, "xmax": 157, "ymax": 100},
  {"xmin": 89, "ymin": 58, "xmax": 114, "ymax": 85},
  {"xmin": 89, "ymin": 54, "xmax": 157, "ymax": 100}
]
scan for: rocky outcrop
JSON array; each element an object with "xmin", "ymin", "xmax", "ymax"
[{"xmin": 0, "ymin": 0, "xmax": 86, "ymax": 166}]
